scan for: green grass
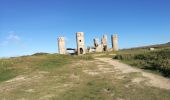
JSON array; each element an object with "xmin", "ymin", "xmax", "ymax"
[
  {"xmin": 86, "ymin": 51, "xmax": 117, "ymax": 58},
  {"xmin": 0, "ymin": 69, "xmax": 18, "ymax": 82},
  {"xmin": 0, "ymin": 54, "xmax": 94, "ymax": 82},
  {"xmin": 0, "ymin": 53, "xmax": 170, "ymax": 100},
  {"xmin": 113, "ymin": 48, "xmax": 170, "ymax": 77},
  {"xmin": 52, "ymin": 71, "xmax": 170, "ymax": 100},
  {"xmin": 0, "ymin": 59, "xmax": 18, "ymax": 82}
]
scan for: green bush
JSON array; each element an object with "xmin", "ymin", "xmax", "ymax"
[
  {"xmin": 76, "ymin": 55, "xmax": 94, "ymax": 60},
  {"xmin": 113, "ymin": 54, "xmax": 135, "ymax": 60}
]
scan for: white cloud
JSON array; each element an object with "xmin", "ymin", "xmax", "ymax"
[
  {"xmin": 0, "ymin": 32, "xmax": 25, "ymax": 48},
  {"xmin": 7, "ymin": 34, "xmax": 21, "ymax": 43}
]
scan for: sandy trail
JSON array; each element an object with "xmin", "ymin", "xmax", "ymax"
[{"xmin": 95, "ymin": 57, "xmax": 170, "ymax": 90}]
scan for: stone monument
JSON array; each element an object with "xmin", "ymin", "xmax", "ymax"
[
  {"xmin": 58, "ymin": 37, "xmax": 66, "ymax": 54},
  {"xmin": 111, "ymin": 34, "xmax": 118, "ymax": 51},
  {"xmin": 76, "ymin": 32, "xmax": 86, "ymax": 55},
  {"xmin": 101, "ymin": 35, "xmax": 108, "ymax": 51}
]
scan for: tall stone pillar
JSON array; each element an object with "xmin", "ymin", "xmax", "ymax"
[
  {"xmin": 101, "ymin": 35, "xmax": 108, "ymax": 51},
  {"xmin": 76, "ymin": 32, "xmax": 86, "ymax": 55},
  {"xmin": 94, "ymin": 38, "xmax": 99, "ymax": 48},
  {"xmin": 58, "ymin": 37, "xmax": 66, "ymax": 54},
  {"xmin": 111, "ymin": 34, "xmax": 119, "ymax": 51}
]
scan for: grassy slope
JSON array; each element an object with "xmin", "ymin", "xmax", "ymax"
[
  {"xmin": 114, "ymin": 43, "xmax": 170, "ymax": 77},
  {"xmin": 0, "ymin": 54, "xmax": 93, "ymax": 82},
  {"xmin": 0, "ymin": 54, "xmax": 170, "ymax": 100}
]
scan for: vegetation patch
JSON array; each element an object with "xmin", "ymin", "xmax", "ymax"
[
  {"xmin": 0, "ymin": 68, "xmax": 18, "ymax": 82},
  {"xmin": 113, "ymin": 48, "xmax": 170, "ymax": 77},
  {"xmin": 0, "ymin": 53, "xmax": 170, "ymax": 100},
  {"xmin": 0, "ymin": 60, "xmax": 19, "ymax": 82}
]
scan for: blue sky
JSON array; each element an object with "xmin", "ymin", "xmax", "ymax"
[{"xmin": 0, "ymin": 0, "xmax": 170, "ymax": 57}]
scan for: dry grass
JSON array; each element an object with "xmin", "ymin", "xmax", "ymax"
[{"xmin": 0, "ymin": 54, "xmax": 170, "ymax": 100}]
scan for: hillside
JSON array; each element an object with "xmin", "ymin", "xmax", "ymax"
[
  {"xmin": 125, "ymin": 42, "xmax": 170, "ymax": 50},
  {"xmin": 0, "ymin": 53, "xmax": 170, "ymax": 100},
  {"xmin": 114, "ymin": 42, "xmax": 170, "ymax": 77}
]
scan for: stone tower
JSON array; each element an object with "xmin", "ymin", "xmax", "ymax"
[
  {"xmin": 58, "ymin": 37, "xmax": 66, "ymax": 54},
  {"xmin": 101, "ymin": 35, "xmax": 108, "ymax": 51},
  {"xmin": 76, "ymin": 32, "xmax": 85, "ymax": 55},
  {"xmin": 94, "ymin": 38, "xmax": 99, "ymax": 48},
  {"xmin": 111, "ymin": 34, "xmax": 118, "ymax": 51}
]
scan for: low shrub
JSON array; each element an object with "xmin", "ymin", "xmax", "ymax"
[{"xmin": 113, "ymin": 54, "xmax": 135, "ymax": 60}]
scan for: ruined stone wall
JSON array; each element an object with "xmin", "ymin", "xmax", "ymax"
[
  {"xmin": 58, "ymin": 37, "xmax": 66, "ymax": 54},
  {"xmin": 57, "ymin": 33, "xmax": 119, "ymax": 55},
  {"xmin": 93, "ymin": 38, "xmax": 103, "ymax": 52}
]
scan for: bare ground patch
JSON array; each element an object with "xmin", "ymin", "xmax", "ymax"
[
  {"xmin": 95, "ymin": 58, "xmax": 170, "ymax": 90},
  {"xmin": 0, "ymin": 73, "xmax": 43, "ymax": 93}
]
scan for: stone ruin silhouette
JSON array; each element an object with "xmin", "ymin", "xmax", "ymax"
[{"xmin": 58, "ymin": 32, "xmax": 118, "ymax": 55}]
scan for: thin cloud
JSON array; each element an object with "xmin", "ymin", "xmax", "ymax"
[
  {"xmin": 7, "ymin": 34, "xmax": 21, "ymax": 43},
  {"xmin": 0, "ymin": 32, "xmax": 27, "ymax": 49}
]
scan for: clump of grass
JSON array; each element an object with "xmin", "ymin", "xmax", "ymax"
[
  {"xmin": 0, "ymin": 60, "xmax": 18, "ymax": 82},
  {"xmin": 35, "ymin": 55, "xmax": 72, "ymax": 71},
  {"xmin": 0, "ymin": 69, "xmax": 18, "ymax": 82},
  {"xmin": 114, "ymin": 54, "xmax": 135, "ymax": 60},
  {"xmin": 76, "ymin": 55, "xmax": 94, "ymax": 60}
]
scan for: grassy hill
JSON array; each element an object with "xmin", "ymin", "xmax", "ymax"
[
  {"xmin": 124, "ymin": 42, "xmax": 170, "ymax": 50},
  {"xmin": 0, "ymin": 43, "xmax": 170, "ymax": 100}
]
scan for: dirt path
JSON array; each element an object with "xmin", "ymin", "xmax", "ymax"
[{"xmin": 95, "ymin": 57, "xmax": 170, "ymax": 90}]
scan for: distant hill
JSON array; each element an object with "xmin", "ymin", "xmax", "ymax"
[
  {"xmin": 147, "ymin": 42, "xmax": 170, "ymax": 48},
  {"xmin": 128, "ymin": 42, "xmax": 170, "ymax": 50},
  {"xmin": 167, "ymin": 42, "xmax": 170, "ymax": 45}
]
